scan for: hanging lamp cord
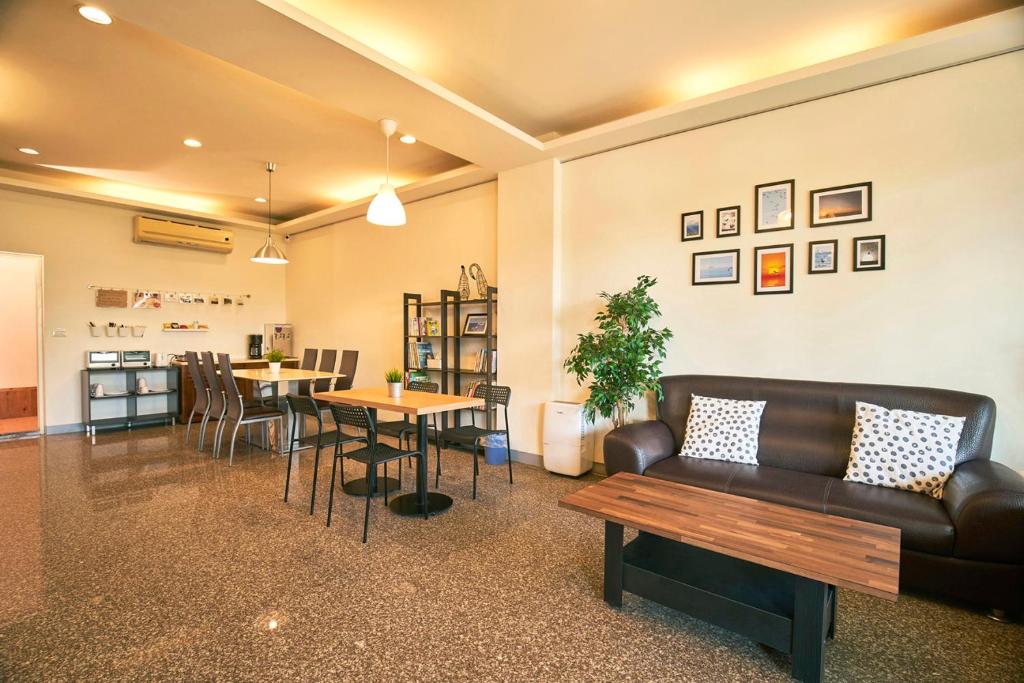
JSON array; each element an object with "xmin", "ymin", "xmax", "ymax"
[
  {"xmin": 266, "ymin": 164, "xmax": 273, "ymax": 238},
  {"xmin": 385, "ymin": 133, "xmax": 390, "ymax": 185}
]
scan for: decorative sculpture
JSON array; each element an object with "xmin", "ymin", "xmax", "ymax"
[
  {"xmin": 458, "ymin": 265, "xmax": 471, "ymax": 300},
  {"xmin": 468, "ymin": 263, "xmax": 490, "ymax": 298}
]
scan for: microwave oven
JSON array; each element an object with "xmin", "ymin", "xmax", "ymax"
[
  {"xmin": 86, "ymin": 350, "xmax": 120, "ymax": 369},
  {"xmin": 121, "ymin": 350, "xmax": 152, "ymax": 368}
]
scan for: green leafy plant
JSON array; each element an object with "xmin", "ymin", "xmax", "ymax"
[
  {"xmin": 265, "ymin": 349, "xmax": 285, "ymax": 363},
  {"xmin": 384, "ymin": 368, "xmax": 403, "ymax": 384},
  {"xmin": 564, "ymin": 275, "xmax": 673, "ymax": 430}
]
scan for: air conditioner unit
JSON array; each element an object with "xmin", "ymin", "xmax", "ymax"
[{"xmin": 132, "ymin": 216, "xmax": 234, "ymax": 254}]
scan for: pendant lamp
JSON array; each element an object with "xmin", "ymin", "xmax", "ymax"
[
  {"xmin": 251, "ymin": 162, "xmax": 288, "ymax": 264},
  {"xmin": 366, "ymin": 118, "xmax": 406, "ymax": 226}
]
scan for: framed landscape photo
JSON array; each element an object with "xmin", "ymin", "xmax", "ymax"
[
  {"xmin": 754, "ymin": 179, "xmax": 794, "ymax": 232},
  {"xmin": 681, "ymin": 210, "xmax": 704, "ymax": 241},
  {"xmin": 853, "ymin": 235, "xmax": 885, "ymax": 271},
  {"xmin": 462, "ymin": 313, "xmax": 489, "ymax": 336},
  {"xmin": 754, "ymin": 243, "xmax": 794, "ymax": 294},
  {"xmin": 716, "ymin": 206, "xmax": 741, "ymax": 238},
  {"xmin": 811, "ymin": 182, "xmax": 872, "ymax": 227},
  {"xmin": 808, "ymin": 239, "xmax": 838, "ymax": 274},
  {"xmin": 692, "ymin": 249, "xmax": 740, "ymax": 285}
]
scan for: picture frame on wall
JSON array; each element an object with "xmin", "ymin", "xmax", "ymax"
[
  {"xmin": 853, "ymin": 235, "xmax": 886, "ymax": 271},
  {"xmin": 692, "ymin": 249, "xmax": 740, "ymax": 285},
  {"xmin": 462, "ymin": 313, "xmax": 489, "ymax": 336},
  {"xmin": 754, "ymin": 243, "xmax": 794, "ymax": 294},
  {"xmin": 716, "ymin": 206, "xmax": 741, "ymax": 238},
  {"xmin": 681, "ymin": 210, "xmax": 704, "ymax": 241},
  {"xmin": 810, "ymin": 182, "xmax": 872, "ymax": 227},
  {"xmin": 754, "ymin": 179, "xmax": 794, "ymax": 232},
  {"xmin": 808, "ymin": 239, "xmax": 838, "ymax": 274}
]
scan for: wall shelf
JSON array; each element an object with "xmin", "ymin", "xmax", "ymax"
[{"xmin": 161, "ymin": 329, "xmax": 209, "ymax": 333}]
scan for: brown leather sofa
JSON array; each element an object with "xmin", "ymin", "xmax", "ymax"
[{"xmin": 604, "ymin": 375, "xmax": 1024, "ymax": 613}]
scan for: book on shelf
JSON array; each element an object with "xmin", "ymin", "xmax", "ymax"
[
  {"xmin": 473, "ymin": 349, "xmax": 497, "ymax": 373},
  {"xmin": 406, "ymin": 370, "xmax": 429, "ymax": 385},
  {"xmin": 463, "ymin": 380, "xmax": 491, "ymax": 411},
  {"xmin": 407, "ymin": 316, "xmax": 441, "ymax": 336},
  {"xmin": 407, "ymin": 340, "xmax": 436, "ymax": 369}
]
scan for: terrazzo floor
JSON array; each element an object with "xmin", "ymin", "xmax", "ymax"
[{"xmin": 0, "ymin": 426, "xmax": 1021, "ymax": 681}]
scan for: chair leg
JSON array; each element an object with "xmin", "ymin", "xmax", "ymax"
[
  {"xmin": 309, "ymin": 445, "xmax": 322, "ymax": 516},
  {"xmin": 398, "ymin": 458, "xmax": 402, "ymax": 489},
  {"xmin": 228, "ymin": 420, "xmax": 243, "ymax": 466},
  {"xmin": 383, "ymin": 462, "xmax": 389, "ymax": 505},
  {"xmin": 185, "ymin": 408, "xmax": 197, "ymax": 444},
  {"xmin": 327, "ymin": 453, "xmax": 340, "ymax": 527},
  {"xmin": 214, "ymin": 416, "xmax": 227, "ymax": 459},
  {"xmin": 363, "ymin": 464, "xmax": 373, "ymax": 543},
  {"xmin": 472, "ymin": 440, "xmax": 479, "ymax": 500},
  {"xmin": 198, "ymin": 412, "xmax": 210, "ymax": 451},
  {"xmin": 506, "ymin": 431, "xmax": 513, "ymax": 485},
  {"xmin": 284, "ymin": 419, "xmax": 297, "ymax": 502}
]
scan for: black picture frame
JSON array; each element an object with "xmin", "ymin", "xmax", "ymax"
[
  {"xmin": 692, "ymin": 249, "xmax": 740, "ymax": 286},
  {"xmin": 716, "ymin": 206, "xmax": 741, "ymax": 238},
  {"xmin": 754, "ymin": 179, "xmax": 795, "ymax": 233},
  {"xmin": 810, "ymin": 182, "xmax": 872, "ymax": 227},
  {"xmin": 753, "ymin": 243, "xmax": 794, "ymax": 295},
  {"xmin": 853, "ymin": 235, "xmax": 886, "ymax": 271},
  {"xmin": 808, "ymin": 239, "xmax": 838, "ymax": 274},
  {"xmin": 462, "ymin": 313, "xmax": 489, "ymax": 336},
  {"xmin": 681, "ymin": 210, "xmax": 704, "ymax": 241}
]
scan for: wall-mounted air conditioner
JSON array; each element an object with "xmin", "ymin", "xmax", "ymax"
[{"xmin": 132, "ymin": 216, "xmax": 234, "ymax": 254}]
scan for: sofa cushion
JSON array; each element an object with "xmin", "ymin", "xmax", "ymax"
[
  {"xmin": 644, "ymin": 456, "xmax": 739, "ymax": 493},
  {"xmin": 679, "ymin": 394, "xmax": 765, "ymax": 465},
  {"xmin": 728, "ymin": 465, "xmax": 832, "ymax": 513}
]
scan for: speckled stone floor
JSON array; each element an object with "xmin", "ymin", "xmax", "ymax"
[{"xmin": 1, "ymin": 427, "xmax": 1021, "ymax": 681}]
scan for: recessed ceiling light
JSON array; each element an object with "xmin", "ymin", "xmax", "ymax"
[
  {"xmin": 183, "ymin": 138, "xmax": 202, "ymax": 148},
  {"xmin": 399, "ymin": 134, "xmax": 416, "ymax": 144},
  {"xmin": 78, "ymin": 6, "xmax": 112, "ymax": 25},
  {"xmin": 18, "ymin": 147, "xmax": 40, "ymax": 155},
  {"xmin": 254, "ymin": 197, "xmax": 267, "ymax": 203}
]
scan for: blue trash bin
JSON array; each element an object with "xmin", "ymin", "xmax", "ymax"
[{"xmin": 484, "ymin": 433, "xmax": 508, "ymax": 466}]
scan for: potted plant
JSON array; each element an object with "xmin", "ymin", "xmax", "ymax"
[
  {"xmin": 564, "ymin": 275, "xmax": 673, "ymax": 430},
  {"xmin": 265, "ymin": 349, "xmax": 285, "ymax": 374},
  {"xmin": 385, "ymin": 368, "xmax": 404, "ymax": 398}
]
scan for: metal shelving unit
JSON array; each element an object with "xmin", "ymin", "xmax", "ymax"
[{"xmin": 81, "ymin": 367, "xmax": 179, "ymax": 435}]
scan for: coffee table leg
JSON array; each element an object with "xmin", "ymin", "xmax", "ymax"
[
  {"xmin": 792, "ymin": 577, "xmax": 828, "ymax": 683},
  {"xmin": 828, "ymin": 585, "xmax": 837, "ymax": 640},
  {"xmin": 603, "ymin": 521, "xmax": 624, "ymax": 607}
]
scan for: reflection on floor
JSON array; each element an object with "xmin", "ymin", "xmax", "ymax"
[
  {"xmin": 0, "ymin": 427, "xmax": 1021, "ymax": 680},
  {"xmin": 0, "ymin": 415, "xmax": 39, "ymax": 435}
]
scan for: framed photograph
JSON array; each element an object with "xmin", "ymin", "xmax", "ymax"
[
  {"xmin": 193, "ymin": 293, "xmax": 207, "ymax": 305},
  {"xmin": 808, "ymin": 240, "xmax": 838, "ymax": 274},
  {"xmin": 680, "ymin": 210, "xmax": 703, "ymax": 241},
  {"xmin": 132, "ymin": 290, "xmax": 162, "ymax": 309},
  {"xmin": 755, "ymin": 179, "xmax": 794, "ymax": 232},
  {"xmin": 853, "ymin": 235, "xmax": 885, "ymax": 271},
  {"xmin": 811, "ymin": 182, "xmax": 872, "ymax": 227},
  {"xmin": 716, "ymin": 206, "xmax": 741, "ymax": 238},
  {"xmin": 462, "ymin": 313, "xmax": 489, "ymax": 336},
  {"xmin": 692, "ymin": 249, "xmax": 740, "ymax": 285},
  {"xmin": 754, "ymin": 244, "xmax": 794, "ymax": 295}
]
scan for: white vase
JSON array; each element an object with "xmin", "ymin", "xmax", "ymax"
[
  {"xmin": 268, "ymin": 361, "xmax": 281, "ymax": 373},
  {"xmin": 387, "ymin": 382, "xmax": 403, "ymax": 398}
]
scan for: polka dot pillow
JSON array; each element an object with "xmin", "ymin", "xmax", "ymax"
[
  {"xmin": 844, "ymin": 401, "xmax": 966, "ymax": 499},
  {"xmin": 679, "ymin": 394, "xmax": 766, "ymax": 465}
]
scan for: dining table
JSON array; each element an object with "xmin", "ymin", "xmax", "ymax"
[{"xmin": 313, "ymin": 386, "xmax": 485, "ymax": 517}]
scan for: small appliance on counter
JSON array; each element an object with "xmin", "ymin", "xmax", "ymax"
[
  {"xmin": 86, "ymin": 350, "xmax": 120, "ymax": 369},
  {"xmin": 263, "ymin": 323, "xmax": 293, "ymax": 357},
  {"xmin": 120, "ymin": 350, "xmax": 152, "ymax": 368},
  {"xmin": 153, "ymin": 353, "xmax": 173, "ymax": 367},
  {"xmin": 248, "ymin": 334, "xmax": 264, "ymax": 359}
]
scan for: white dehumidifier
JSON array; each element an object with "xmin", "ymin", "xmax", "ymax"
[{"xmin": 542, "ymin": 401, "xmax": 594, "ymax": 476}]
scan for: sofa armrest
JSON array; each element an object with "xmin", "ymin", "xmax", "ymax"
[
  {"xmin": 603, "ymin": 420, "xmax": 676, "ymax": 476},
  {"xmin": 942, "ymin": 459, "xmax": 1024, "ymax": 564}
]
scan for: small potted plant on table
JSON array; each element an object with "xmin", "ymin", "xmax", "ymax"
[
  {"xmin": 265, "ymin": 349, "xmax": 285, "ymax": 374},
  {"xmin": 385, "ymin": 368, "xmax": 404, "ymax": 398}
]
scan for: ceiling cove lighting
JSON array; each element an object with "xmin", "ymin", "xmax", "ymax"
[
  {"xmin": 254, "ymin": 197, "xmax": 267, "ymax": 203},
  {"xmin": 399, "ymin": 134, "xmax": 416, "ymax": 144},
  {"xmin": 183, "ymin": 138, "xmax": 202, "ymax": 148},
  {"xmin": 250, "ymin": 162, "xmax": 288, "ymax": 265},
  {"xmin": 18, "ymin": 147, "xmax": 40, "ymax": 155},
  {"xmin": 366, "ymin": 118, "xmax": 406, "ymax": 227},
  {"xmin": 77, "ymin": 6, "xmax": 112, "ymax": 25}
]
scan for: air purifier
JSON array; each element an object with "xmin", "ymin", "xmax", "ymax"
[{"xmin": 542, "ymin": 401, "xmax": 594, "ymax": 476}]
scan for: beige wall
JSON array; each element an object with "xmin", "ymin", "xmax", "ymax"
[
  {"xmin": 557, "ymin": 52, "xmax": 1024, "ymax": 469},
  {"xmin": 0, "ymin": 253, "xmax": 41, "ymax": 389},
  {"xmin": 285, "ymin": 182, "xmax": 497, "ymax": 414},
  {"xmin": 0, "ymin": 189, "xmax": 287, "ymax": 428}
]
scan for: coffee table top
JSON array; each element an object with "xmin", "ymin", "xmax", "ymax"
[{"xmin": 559, "ymin": 472, "xmax": 900, "ymax": 601}]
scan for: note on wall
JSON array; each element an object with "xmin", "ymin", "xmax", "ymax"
[{"xmin": 95, "ymin": 288, "xmax": 128, "ymax": 308}]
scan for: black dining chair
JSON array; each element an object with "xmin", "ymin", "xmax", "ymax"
[
  {"xmin": 198, "ymin": 351, "xmax": 226, "ymax": 452},
  {"xmin": 439, "ymin": 384, "xmax": 512, "ymax": 499},
  {"xmin": 296, "ymin": 348, "xmax": 319, "ymax": 398},
  {"xmin": 284, "ymin": 394, "xmax": 366, "ymax": 516},
  {"xmin": 184, "ymin": 351, "xmax": 209, "ymax": 448},
  {"xmin": 326, "ymin": 403, "xmax": 423, "ymax": 542},
  {"xmin": 214, "ymin": 353, "xmax": 285, "ymax": 465},
  {"xmin": 333, "ymin": 350, "xmax": 359, "ymax": 391},
  {"xmin": 376, "ymin": 380, "xmax": 442, "ymax": 486}
]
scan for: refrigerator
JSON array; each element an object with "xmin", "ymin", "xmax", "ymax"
[{"xmin": 263, "ymin": 323, "xmax": 294, "ymax": 357}]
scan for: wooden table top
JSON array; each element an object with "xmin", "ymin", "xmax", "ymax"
[
  {"xmin": 231, "ymin": 368, "xmax": 344, "ymax": 383},
  {"xmin": 559, "ymin": 472, "xmax": 900, "ymax": 601},
  {"xmin": 313, "ymin": 386, "xmax": 485, "ymax": 416}
]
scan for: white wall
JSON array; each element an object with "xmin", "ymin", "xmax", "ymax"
[
  {"xmin": 558, "ymin": 52, "xmax": 1024, "ymax": 468},
  {"xmin": 0, "ymin": 189, "xmax": 287, "ymax": 428},
  {"xmin": 0, "ymin": 253, "xmax": 40, "ymax": 389}
]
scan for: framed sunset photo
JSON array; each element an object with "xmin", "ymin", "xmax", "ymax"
[
  {"xmin": 754, "ymin": 179, "xmax": 794, "ymax": 232},
  {"xmin": 811, "ymin": 182, "xmax": 872, "ymax": 227},
  {"xmin": 754, "ymin": 244, "xmax": 794, "ymax": 294}
]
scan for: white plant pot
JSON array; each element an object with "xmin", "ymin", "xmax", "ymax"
[
  {"xmin": 268, "ymin": 362, "xmax": 282, "ymax": 374},
  {"xmin": 387, "ymin": 382, "xmax": 403, "ymax": 398}
]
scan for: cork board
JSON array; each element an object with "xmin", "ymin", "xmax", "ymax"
[{"xmin": 95, "ymin": 288, "xmax": 128, "ymax": 308}]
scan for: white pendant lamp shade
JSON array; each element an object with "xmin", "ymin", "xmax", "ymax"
[
  {"xmin": 251, "ymin": 161, "xmax": 288, "ymax": 264},
  {"xmin": 367, "ymin": 118, "xmax": 406, "ymax": 227}
]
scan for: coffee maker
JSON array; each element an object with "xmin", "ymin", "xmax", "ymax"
[{"xmin": 248, "ymin": 334, "xmax": 263, "ymax": 359}]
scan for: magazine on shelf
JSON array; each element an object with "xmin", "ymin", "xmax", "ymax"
[
  {"xmin": 407, "ymin": 316, "xmax": 441, "ymax": 337},
  {"xmin": 406, "ymin": 370, "xmax": 429, "ymax": 384}
]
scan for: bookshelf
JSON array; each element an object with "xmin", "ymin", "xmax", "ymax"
[{"xmin": 404, "ymin": 286, "xmax": 497, "ymax": 429}]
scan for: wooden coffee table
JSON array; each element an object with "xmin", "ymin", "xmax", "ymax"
[{"xmin": 559, "ymin": 472, "xmax": 900, "ymax": 683}]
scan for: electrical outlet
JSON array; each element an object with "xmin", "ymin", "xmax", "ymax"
[{"xmin": 51, "ymin": 328, "xmax": 67, "ymax": 337}]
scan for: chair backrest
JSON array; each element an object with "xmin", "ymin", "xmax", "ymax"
[
  {"xmin": 200, "ymin": 351, "xmax": 224, "ymax": 414},
  {"xmin": 408, "ymin": 380, "xmax": 439, "ymax": 394},
  {"xmin": 329, "ymin": 403, "xmax": 374, "ymax": 442},
  {"xmin": 300, "ymin": 348, "xmax": 318, "ymax": 370},
  {"xmin": 217, "ymin": 353, "xmax": 244, "ymax": 421},
  {"xmin": 185, "ymin": 351, "xmax": 208, "ymax": 412},
  {"xmin": 314, "ymin": 349, "xmax": 338, "ymax": 393},
  {"xmin": 286, "ymin": 393, "xmax": 322, "ymax": 420},
  {"xmin": 334, "ymin": 350, "xmax": 358, "ymax": 390},
  {"xmin": 472, "ymin": 383, "xmax": 511, "ymax": 406}
]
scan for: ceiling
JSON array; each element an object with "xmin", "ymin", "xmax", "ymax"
[{"xmin": 0, "ymin": 0, "xmax": 1021, "ymax": 229}]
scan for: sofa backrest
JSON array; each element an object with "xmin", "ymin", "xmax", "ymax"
[{"xmin": 657, "ymin": 375, "xmax": 996, "ymax": 478}]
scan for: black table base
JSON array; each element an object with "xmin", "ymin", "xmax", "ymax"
[
  {"xmin": 342, "ymin": 477, "xmax": 402, "ymax": 497},
  {"xmin": 388, "ymin": 492, "xmax": 453, "ymax": 517}
]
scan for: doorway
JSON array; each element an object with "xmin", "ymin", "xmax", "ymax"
[{"xmin": 0, "ymin": 252, "xmax": 44, "ymax": 436}]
